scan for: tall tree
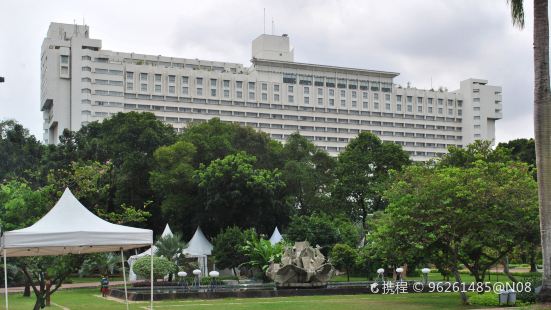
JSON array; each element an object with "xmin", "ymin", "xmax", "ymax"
[
  {"xmin": 507, "ymin": 0, "xmax": 551, "ymax": 300},
  {"xmin": 333, "ymin": 132, "xmax": 410, "ymax": 228},
  {"xmin": 281, "ymin": 133, "xmax": 336, "ymax": 215},
  {"xmin": 196, "ymin": 152, "xmax": 288, "ymax": 236}
]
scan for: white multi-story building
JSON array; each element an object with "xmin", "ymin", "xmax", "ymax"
[{"xmin": 41, "ymin": 22, "xmax": 502, "ymax": 160}]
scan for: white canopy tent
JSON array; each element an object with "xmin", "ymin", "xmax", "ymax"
[
  {"xmin": 128, "ymin": 224, "xmax": 173, "ymax": 281},
  {"xmin": 0, "ymin": 188, "xmax": 154, "ymax": 310},
  {"xmin": 269, "ymin": 227, "xmax": 283, "ymax": 245},
  {"xmin": 182, "ymin": 227, "xmax": 213, "ymax": 275}
]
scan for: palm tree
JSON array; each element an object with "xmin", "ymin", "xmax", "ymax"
[
  {"xmin": 507, "ymin": 0, "xmax": 551, "ymax": 302},
  {"xmin": 155, "ymin": 233, "xmax": 186, "ymax": 281}
]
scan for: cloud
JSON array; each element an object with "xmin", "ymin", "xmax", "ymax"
[{"xmin": 0, "ymin": 0, "xmax": 535, "ymax": 143}]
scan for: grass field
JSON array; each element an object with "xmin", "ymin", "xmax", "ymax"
[{"xmin": 1, "ymin": 288, "xmax": 535, "ymax": 310}]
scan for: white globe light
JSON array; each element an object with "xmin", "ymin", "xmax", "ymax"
[
  {"xmin": 177, "ymin": 271, "xmax": 187, "ymax": 277},
  {"xmin": 209, "ymin": 271, "xmax": 220, "ymax": 278},
  {"xmin": 377, "ymin": 268, "xmax": 385, "ymax": 274},
  {"xmin": 192, "ymin": 269, "xmax": 202, "ymax": 276},
  {"xmin": 421, "ymin": 268, "xmax": 430, "ymax": 274},
  {"xmin": 396, "ymin": 267, "xmax": 404, "ymax": 273}
]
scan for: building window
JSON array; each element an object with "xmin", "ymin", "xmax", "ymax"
[
  {"xmin": 329, "ymin": 99, "xmax": 335, "ymax": 106},
  {"xmin": 236, "ymin": 91, "xmax": 243, "ymax": 98},
  {"xmin": 386, "ymin": 103, "xmax": 391, "ymax": 111},
  {"xmin": 196, "ymin": 77, "xmax": 203, "ymax": 86},
  {"xmin": 318, "ymin": 98, "xmax": 323, "ymax": 106},
  {"xmin": 249, "ymin": 91, "xmax": 255, "ymax": 100},
  {"xmin": 181, "ymin": 76, "xmax": 189, "ymax": 85},
  {"xmin": 262, "ymin": 83, "xmax": 268, "ymax": 91},
  {"xmin": 155, "ymin": 85, "xmax": 161, "ymax": 93},
  {"xmin": 155, "ymin": 74, "xmax": 162, "ymax": 83},
  {"xmin": 340, "ymin": 90, "xmax": 346, "ymax": 97},
  {"xmin": 448, "ymin": 109, "xmax": 453, "ymax": 115},
  {"xmin": 428, "ymin": 98, "xmax": 433, "ymax": 104},
  {"xmin": 407, "ymin": 96, "xmax": 412, "ymax": 103},
  {"xmin": 397, "ymin": 104, "xmax": 402, "ymax": 111},
  {"xmin": 448, "ymin": 99, "xmax": 454, "ymax": 106},
  {"xmin": 438, "ymin": 107, "xmax": 443, "ymax": 114},
  {"xmin": 182, "ymin": 87, "xmax": 189, "ymax": 95},
  {"xmin": 288, "ymin": 95, "xmax": 294, "ymax": 103},
  {"xmin": 82, "ymin": 66, "xmax": 91, "ymax": 72},
  {"xmin": 352, "ymin": 101, "xmax": 357, "ymax": 108},
  {"xmin": 141, "ymin": 83, "xmax": 147, "ymax": 92},
  {"xmin": 274, "ymin": 84, "xmax": 280, "ymax": 92},
  {"xmin": 407, "ymin": 105, "xmax": 413, "ymax": 112},
  {"xmin": 274, "ymin": 94, "xmax": 280, "ymax": 102},
  {"xmin": 438, "ymin": 98, "xmax": 443, "ymax": 105},
  {"xmin": 329, "ymin": 89, "xmax": 334, "ymax": 96},
  {"xmin": 418, "ymin": 106, "xmax": 423, "ymax": 113},
  {"xmin": 126, "ymin": 72, "xmax": 134, "ymax": 80},
  {"xmin": 363, "ymin": 101, "xmax": 368, "ymax": 109},
  {"xmin": 210, "ymin": 79, "xmax": 217, "ymax": 88},
  {"xmin": 223, "ymin": 80, "xmax": 230, "ymax": 88},
  {"xmin": 60, "ymin": 55, "xmax": 69, "ymax": 64},
  {"xmin": 317, "ymin": 88, "xmax": 323, "ymax": 96},
  {"xmin": 223, "ymin": 89, "xmax": 230, "ymax": 98},
  {"xmin": 262, "ymin": 93, "xmax": 268, "ymax": 101},
  {"xmin": 288, "ymin": 85, "xmax": 294, "ymax": 92},
  {"xmin": 81, "ymin": 88, "xmax": 91, "ymax": 94},
  {"xmin": 140, "ymin": 73, "xmax": 148, "ymax": 81},
  {"xmin": 352, "ymin": 91, "xmax": 357, "ymax": 99},
  {"xmin": 386, "ymin": 94, "xmax": 391, "ymax": 102},
  {"xmin": 127, "ymin": 82, "xmax": 134, "ymax": 91},
  {"xmin": 304, "ymin": 86, "xmax": 310, "ymax": 95},
  {"xmin": 304, "ymin": 97, "xmax": 310, "ymax": 104},
  {"xmin": 428, "ymin": 106, "xmax": 433, "ymax": 113},
  {"xmin": 417, "ymin": 97, "xmax": 423, "ymax": 104},
  {"xmin": 236, "ymin": 81, "xmax": 243, "ymax": 89},
  {"xmin": 169, "ymin": 85, "xmax": 175, "ymax": 94},
  {"xmin": 374, "ymin": 102, "xmax": 379, "ymax": 110},
  {"xmin": 374, "ymin": 93, "xmax": 379, "ymax": 100},
  {"xmin": 197, "ymin": 88, "xmax": 203, "ymax": 96},
  {"xmin": 248, "ymin": 82, "xmax": 255, "ymax": 91},
  {"xmin": 396, "ymin": 95, "xmax": 402, "ymax": 102},
  {"xmin": 82, "ymin": 55, "xmax": 91, "ymax": 61},
  {"xmin": 211, "ymin": 88, "xmax": 217, "ymax": 96}
]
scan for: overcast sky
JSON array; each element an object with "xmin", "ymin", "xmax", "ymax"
[{"xmin": 0, "ymin": 0, "xmax": 536, "ymax": 143}]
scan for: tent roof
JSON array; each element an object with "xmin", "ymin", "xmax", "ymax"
[
  {"xmin": 1, "ymin": 188, "xmax": 153, "ymax": 257},
  {"xmin": 269, "ymin": 227, "xmax": 283, "ymax": 245},
  {"xmin": 182, "ymin": 227, "xmax": 212, "ymax": 257},
  {"xmin": 128, "ymin": 224, "xmax": 173, "ymax": 263}
]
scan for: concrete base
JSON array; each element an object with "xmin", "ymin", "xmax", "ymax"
[{"xmin": 276, "ymin": 282, "xmax": 328, "ymax": 289}]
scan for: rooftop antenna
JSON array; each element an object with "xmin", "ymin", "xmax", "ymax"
[
  {"xmin": 272, "ymin": 18, "xmax": 275, "ymax": 35},
  {"xmin": 263, "ymin": 8, "xmax": 266, "ymax": 34},
  {"xmin": 430, "ymin": 77, "xmax": 433, "ymax": 90}
]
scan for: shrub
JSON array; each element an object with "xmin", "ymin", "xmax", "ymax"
[
  {"xmin": 516, "ymin": 275, "xmax": 541, "ymax": 303},
  {"xmin": 132, "ymin": 255, "xmax": 177, "ymax": 281}
]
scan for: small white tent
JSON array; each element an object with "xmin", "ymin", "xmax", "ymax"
[
  {"xmin": 269, "ymin": 227, "xmax": 283, "ymax": 245},
  {"xmin": 182, "ymin": 227, "xmax": 213, "ymax": 275},
  {"xmin": 128, "ymin": 224, "xmax": 173, "ymax": 281},
  {"xmin": 0, "ymin": 188, "xmax": 154, "ymax": 310}
]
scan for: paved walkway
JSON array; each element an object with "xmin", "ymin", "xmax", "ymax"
[{"xmin": 4, "ymin": 281, "xmax": 127, "ymax": 293}]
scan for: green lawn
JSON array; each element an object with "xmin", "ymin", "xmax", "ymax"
[
  {"xmin": 0, "ymin": 288, "xmax": 518, "ymax": 310},
  {"xmin": 65, "ymin": 276, "xmax": 124, "ymax": 284}
]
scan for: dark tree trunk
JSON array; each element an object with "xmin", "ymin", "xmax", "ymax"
[
  {"xmin": 502, "ymin": 255, "xmax": 519, "ymax": 283},
  {"xmin": 530, "ymin": 249, "xmax": 538, "ymax": 273},
  {"xmin": 23, "ymin": 280, "xmax": 31, "ymax": 297},
  {"xmin": 533, "ymin": 0, "xmax": 551, "ymax": 303}
]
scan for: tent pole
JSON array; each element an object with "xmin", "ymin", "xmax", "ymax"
[
  {"xmin": 120, "ymin": 248, "xmax": 129, "ymax": 310},
  {"xmin": 150, "ymin": 246, "xmax": 153, "ymax": 310},
  {"xmin": 3, "ymin": 248, "xmax": 8, "ymax": 310}
]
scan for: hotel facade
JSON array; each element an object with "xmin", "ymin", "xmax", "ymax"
[{"xmin": 41, "ymin": 23, "xmax": 502, "ymax": 160}]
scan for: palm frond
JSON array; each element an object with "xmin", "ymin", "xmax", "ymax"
[{"xmin": 507, "ymin": 0, "xmax": 525, "ymax": 29}]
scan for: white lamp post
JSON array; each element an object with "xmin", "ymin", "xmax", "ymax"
[
  {"xmin": 395, "ymin": 267, "xmax": 404, "ymax": 282},
  {"xmin": 421, "ymin": 268, "xmax": 430, "ymax": 284},
  {"xmin": 192, "ymin": 269, "xmax": 202, "ymax": 288},
  {"xmin": 376, "ymin": 268, "xmax": 385, "ymax": 282}
]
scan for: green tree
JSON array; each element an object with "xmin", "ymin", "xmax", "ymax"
[
  {"xmin": 132, "ymin": 255, "xmax": 177, "ymax": 281},
  {"xmin": 285, "ymin": 212, "xmax": 361, "ymax": 254},
  {"xmin": 375, "ymin": 160, "xmax": 538, "ymax": 304},
  {"xmin": 0, "ymin": 120, "xmax": 44, "ymax": 185},
  {"xmin": 78, "ymin": 253, "xmax": 120, "ymax": 277},
  {"xmin": 497, "ymin": 138, "xmax": 536, "ymax": 168},
  {"xmin": 181, "ymin": 118, "xmax": 283, "ymax": 169},
  {"xmin": 331, "ymin": 243, "xmax": 358, "ymax": 282},
  {"xmin": 506, "ymin": 0, "xmax": 551, "ymax": 301},
  {"xmin": 212, "ymin": 226, "xmax": 247, "ymax": 277},
  {"xmin": 150, "ymin": 140, "xmax": 198, "ymax": 235},
  {"xmin": 74, "ymin": 112, "xmax": 176, "ymax": 228},
  {"xmin": 196, "ymin": 152, "xmax": 288, "ymax": 235},
  {"xmin": 0, "ymin": 181, "xmax": 53, "ymax": 231},
  {"xmin": 333, "ymin": 132, "xmax": 410, "ymax": 228},
  {"xmin": 281, "ymin": 133, "xmax": 336, "ymax": 215}
]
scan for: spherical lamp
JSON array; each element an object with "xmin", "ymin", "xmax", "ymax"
[{"xmin": 192, "ymin": 269, "xmax": 202, "ymax": 276}]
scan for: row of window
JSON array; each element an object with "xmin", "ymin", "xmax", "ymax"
[{"xmin": 87, "ymin": 100, "xmax": 462, "ymax": 132}]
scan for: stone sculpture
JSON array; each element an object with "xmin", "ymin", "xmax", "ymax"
[{"xmin": 266, "ymin": 241, "xmax": 334, "ymax": 288}]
